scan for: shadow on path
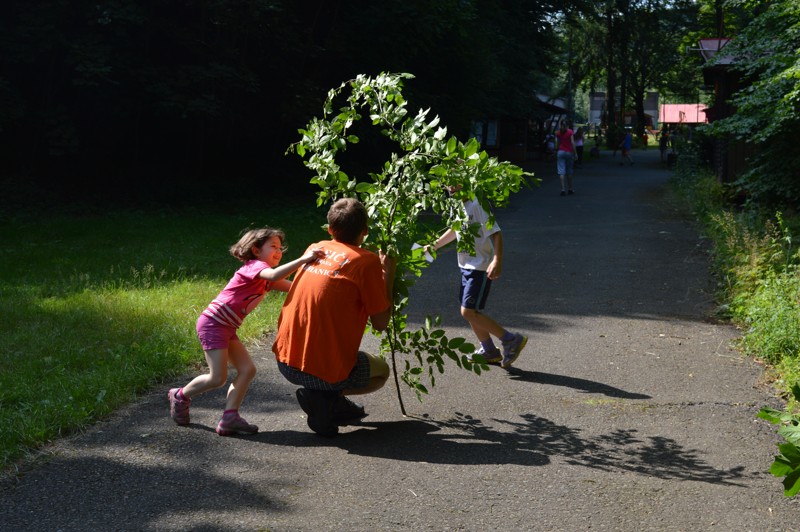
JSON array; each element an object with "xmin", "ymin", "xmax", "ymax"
[
  {"xmin": 247, "ymin": 412, "xmax": 748, "ymax": 487},
  {"xmin": 505, "ymin": 367, "xmax": 652, "ymax": 399}
]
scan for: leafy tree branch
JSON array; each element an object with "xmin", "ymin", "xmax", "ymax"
[{"xmin": 288, "ymin": 72, "xmax": 538, "ymax": 413}]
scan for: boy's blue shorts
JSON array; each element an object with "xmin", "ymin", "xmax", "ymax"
[{"xmin": 460, "ymin": 268, "xmax": 492, "ymax": 310}]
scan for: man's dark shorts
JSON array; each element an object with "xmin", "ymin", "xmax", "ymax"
[{"xmin": 277, "ymin": 351, "xmax": 371, "ymax": 391}]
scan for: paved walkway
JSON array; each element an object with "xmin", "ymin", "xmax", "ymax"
[{"xmin": 2, "ymin": 148, "xmax": 798, "ymax": 530}]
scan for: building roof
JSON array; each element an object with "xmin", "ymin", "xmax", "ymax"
[
  {"xmin": 659, "ymin": 104, "xmax": 708, "ymax": 124},
  {"xmin": 536, "ymin": 93, "xmax": 568, "ymax": 114},
  {"xmin": 699, "ymin": 38, "xmax": 733, "ymax": 65}
]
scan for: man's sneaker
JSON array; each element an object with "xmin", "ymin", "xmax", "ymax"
[
  {"xmin": 466, "ymin": 346, "xmax": 502, "ymax": 365},
  {"xmin": 501, "ymin": 333, "xmax": 528, "ymax": 368},
  {"xmin": 333, "ymin": 396, "xmax": 368, "ymax": 425},
  {"xmin": 168, "ymin": 388, "xmax": 191, "ymax": 426},
  {"xmin": 216, "ymin": 413, "xmax": 259, "ymax": 436},
  {"xmin": 296, "ymin": 388, "xmax": 338, "ymax": 437}
]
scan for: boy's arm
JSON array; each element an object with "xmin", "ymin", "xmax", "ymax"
[
  {"xmin": 369, "ymin": 253, "xmax": 397, "ymax": 331},
  {"xmin": 487, "ymin": 231, "xmax": 504, "ymax": 280},
  {"xmin": 428, "ymin": 229, "xmax": 457, "ymax": 254}
]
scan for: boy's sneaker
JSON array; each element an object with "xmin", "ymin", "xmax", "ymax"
[
  {"xmin": 216, "ymin": 413, "xmax": 259, "ymax": 436},
  {"xmin": 168, "ymin": 388, "xmax": 191, "ymax": 426},
  {"xmin": 466, "ymin": 346, "xmax": 502, "ymax": 365},
  {"xmin": 296, "ymin": 388, "xmax": 339, "ymax": 437},
  {"xmin": 333, "ymin": 396, "xmax": 368, "ymax": 425},
  {"xmin": 501, "ymin": 333, "xmax": 528, "ymax": 369}
]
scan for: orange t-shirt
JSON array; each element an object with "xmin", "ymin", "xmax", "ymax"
[{"xmin": 272, "ymin": 240, "xmax": 389, "ymax": 383}]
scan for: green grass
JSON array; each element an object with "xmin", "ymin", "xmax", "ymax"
[{"xmin": 0, "ymin": 203, "xmax": 327, "ymax": 470}]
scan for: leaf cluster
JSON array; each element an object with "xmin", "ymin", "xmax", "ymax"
[{"xmin": 758, "ymin": 383, "xmax": 800, "ymax": 497}]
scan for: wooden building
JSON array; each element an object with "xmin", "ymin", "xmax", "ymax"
[{"xmin": 699, "ymin": 37, "xmax": 750, "ymax": 183}]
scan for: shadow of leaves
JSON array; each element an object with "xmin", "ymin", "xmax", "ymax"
[{"xmin": 272, "ymin": 411, "xmax": 749, "ymax": 486}]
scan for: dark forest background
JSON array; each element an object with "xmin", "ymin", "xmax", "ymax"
[{"xmin": 1, "ymin": 1, "xmax": 571, "ymax": 212}]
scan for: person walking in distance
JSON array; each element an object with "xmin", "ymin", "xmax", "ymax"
[{"xmin": 555, "ymin": 121, "xmax": 577, "ymax": 195}]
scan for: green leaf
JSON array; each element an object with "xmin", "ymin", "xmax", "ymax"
[
  {"xmin": 783, "ymin": 468, "xmax": 800, "ymax": 497},
  {"xmin": 447, "ymin": 337, "xmax": 465, "ymax": 349},
  {"xmin": 778, "ymin": 442, "xmax": 800, "ymax": 462},
  {"xmin": 758, "ymin": 407, "xmax": 786, "ymax": 424},
  {"xmin": 771, "ymin": 456, "xmax": 795, "ymax": 477},
  {"xmin": 779, "ymin": 425, "xmax": 800, "ymax": 446},
  {"xmin": 446, "ymin": 136, "xmax": 457, "ymax": 155},
  {"xmin": 464, "ymin": 138, "xmax": 479, "ymax": 157},
  {"xmin": 792, "ymin": 383, "xmax": 800, "ymax": 402},
  {"xmin": 458, "ymin": 342, "xmax": 475, "ymax": 354},
  {"xmin": 471, "ymin": 354, "xmax": 487, "ymax": 364}
]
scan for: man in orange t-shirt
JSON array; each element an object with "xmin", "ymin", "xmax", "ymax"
[{"xmin": 273, "ymin": 198, "xmax": 396, "ymax": 436}]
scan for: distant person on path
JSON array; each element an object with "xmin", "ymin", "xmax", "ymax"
[
  {"xmin": 272, "ymin": 198, "xmax": 396, "ymax": 437},
  {"xmin": 659, "ymin": 129, "xmax": 670, "ymax": 163},
  {"xmin": 426, "ymin": 190, "xmax": 527, "ymax": 369},
  {"xmin": 544, "ymin": 132, "xmax": 555, "ymax": 161},
  {"xmin": 590, "ymin": 136, "xmax": 601, "ymax": 158},
  {"xmin": 574, "ymin": 127, "xmax": 585, "ymax": 168},
  {"xmin": 618, "ymin": 129, "xmax": 634, "ymax": 166},
  {"xmin": 168, "ymin": 228, "xmax": 324, "ymax": 436},
  {"xmin": 555, "ymin": 120, "xmax": 577, "ymax": 195}
]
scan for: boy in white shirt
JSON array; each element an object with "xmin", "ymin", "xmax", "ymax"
[{"xmin": 428, "ymin": 197, "xmax": 527, "ymax": 368}]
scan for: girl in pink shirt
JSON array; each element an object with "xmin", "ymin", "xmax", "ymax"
[
  {"xmin": 555, "ymin": 121, "xmax": 577, "ymax": 196},
  {"xmin": 168, "ymin": 227, "xmax": 322, "ymax": 436}
]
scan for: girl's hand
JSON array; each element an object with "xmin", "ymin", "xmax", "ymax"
[{"xmin": 303, "ymin": 248, "xmax": 325, "ymax": 263}]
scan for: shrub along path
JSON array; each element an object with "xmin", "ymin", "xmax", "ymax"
[{"xmin": 2, "ymin": 148, "xmax": 798, "ymax": 530}]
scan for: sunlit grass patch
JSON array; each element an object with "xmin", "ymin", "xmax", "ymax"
[{"xmin": 0, "ymin": 204, "xmax": 325, "ymax": 469}]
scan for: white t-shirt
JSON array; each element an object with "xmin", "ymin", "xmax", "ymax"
[{"xmin": 456, "ymin": 199, "xmax": 501, "ymax": 271}]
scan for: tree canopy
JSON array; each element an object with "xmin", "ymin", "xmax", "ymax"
[
  {"xmin": 704, "ymin": 0, "xmax": 800, "ymax": 208},
  {"xmin": 0, "ymin": 1, "xmax": 566, "ymax": 211},
  {"xmin": 563, "ymin": 0, "xmax": 701, "ymax": 139}
]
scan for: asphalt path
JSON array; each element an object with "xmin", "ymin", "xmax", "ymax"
[{"xmin": 2, "ymin": 148, "xmax": 799, "ymax": 531}]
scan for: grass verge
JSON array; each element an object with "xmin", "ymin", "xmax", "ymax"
[
  {"xmin": 0, "ymin": 202, "xmax": 326, "ymax": 471},
  {"xmin": 669, "ymin": 144, "xmax": 800, "ymax": 409}
]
